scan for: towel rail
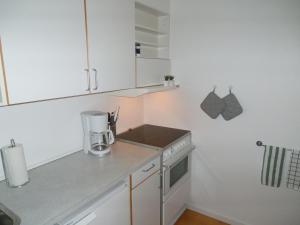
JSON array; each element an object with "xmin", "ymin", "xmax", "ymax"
[
  {"xmin": 256, "ymin": 141, "xmax": 266, "ymax": 147},
  {"xmin": 256, "ymin": 141, "xmax": 292, "ymax": 152}
]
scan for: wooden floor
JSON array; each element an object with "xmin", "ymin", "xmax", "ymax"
[{"xmin": 174, "ymin": 209, "xmax": 230, "ymax": 225}]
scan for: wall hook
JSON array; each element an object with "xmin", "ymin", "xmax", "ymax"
[
  {"xmin": 229, "ymin": 85, "xmax": 233, "ymax": 94},
  {"xmin": 212, "ymin": 85, "xmax": 217, "ymax": 93}
]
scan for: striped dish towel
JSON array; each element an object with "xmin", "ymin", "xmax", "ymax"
[{"xmin": 261, "ymin": 146, "xmax": 287, "ymax": 187}]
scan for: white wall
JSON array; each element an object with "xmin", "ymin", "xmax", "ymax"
[
  {"xmin": 144, "ymin": 0, "xmax": 300, "ymax": 225},
  {"xmin": 0, "ymin": 94, "xmax": 144, "ymax": 180}
]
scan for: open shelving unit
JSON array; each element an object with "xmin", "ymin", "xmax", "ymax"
[
  {"xmin": 109, "ymin": 1, "xmax": 179, "ymax": 97},
  {"xmin": 135, "ymin": 2, "xmax": 170, "ymax": 59},
  {"xmin": 135, "ymin": 1, "xmax": 171, "ymax": 89}
]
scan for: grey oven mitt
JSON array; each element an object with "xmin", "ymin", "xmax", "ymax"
[
  {"xmin": 221, "ymin": 90, "xmax": 243, "ymax": 121},
  {"xmin": 201, "ymin": 90, "xmax": 225, "ymax": 119}
]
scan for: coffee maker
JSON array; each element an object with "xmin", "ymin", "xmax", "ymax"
[{"xmin": 81, "ymin": 111, "xmax": 115, "ymax": 157}]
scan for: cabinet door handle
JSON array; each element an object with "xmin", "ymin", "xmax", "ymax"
[
  {"xmin": 84, "ymin": 69, "xmax": 90, "ymax": 91},
  {"xmin": 73, "ymin": 212, "xmax": 96, "ymax": 225},
  {"xmin": 142, "ymin": 163, "xmax": 155, "ymax": 173},
  {"xmin": 92, "ymin": 68, "xmax": 98, "ymax": 90}
]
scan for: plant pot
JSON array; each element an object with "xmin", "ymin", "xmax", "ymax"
[
  {"xmin": 163, "ymin": 81, "xmax": 169, "ymax": 87},
  {"xmin": 168, "ymin": 80, "xmax": 175, "ymax": 87}
]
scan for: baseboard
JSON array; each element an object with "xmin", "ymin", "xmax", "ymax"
[{"xmin": 186, "ymin": 203, "xmax": 250, "ymax": 225}]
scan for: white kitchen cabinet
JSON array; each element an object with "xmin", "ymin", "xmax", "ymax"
[
  {"xmin": 59, "ymin": 181, "xmax": 131, "ymax": 225},
  {"xmin": 0, "ymin": 0, "xmax": 88, "ymax": 104},
  {"xmin": 86, "ymin": 183, "xmax": 130, "ymax": 225},
  {"xmin": 86, "ymin": 0, "xmax": 135, "ymax": 93},
  {"xmin": 132, "ymin": 168, "xmax": 161, "ymax": 225},
  {"xmin": 163, "ymin": 180, "xmax": 190, "ymax": 225},
  {"xmin": 136, "ymin": 58, "xmax": 170, "ymax": 87},
  {"xmin": 0, "ymin": 42, "xmax": 7, "ymax": 106}
]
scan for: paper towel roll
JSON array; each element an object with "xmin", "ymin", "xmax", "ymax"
[{"xmin": 1, "ymin": 144, "xmax": 29, "ymax": 187}]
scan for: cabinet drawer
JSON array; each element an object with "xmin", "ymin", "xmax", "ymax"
[{"xmin": 131, "ymin": 157, "xmax": 160, "ymax": 188}]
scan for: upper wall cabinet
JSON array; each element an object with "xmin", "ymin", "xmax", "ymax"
[
  {"xmin": 85, "ymin": 0, "xmax": 135, "ymax": 93},
  {"xmin": 0, "ymin": 0, "xmax": 89, "ymax": 104}
]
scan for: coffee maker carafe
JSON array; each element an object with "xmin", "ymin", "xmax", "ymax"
[{"xmin": 81, "ymin": 111, "xmax": 115, "ymax": 157}]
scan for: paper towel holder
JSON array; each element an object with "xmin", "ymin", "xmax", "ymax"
[
  {"xmin": 1, "ymin": 139, "xmax": 30, "ymax": 188},
  {"xmin": 10, "ymin": 139, "xmax": 16, "ymax": 148}
]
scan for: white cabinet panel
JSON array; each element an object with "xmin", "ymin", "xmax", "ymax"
[
  {"xmin": 136, "ymin": 58, "xmax": 170, "ymax": 87},
  {"xmin": 163, "ymin": 179, "xmax": 190, "ymax": 225},
  {"xmin": 60, "ymin": 182, "xmax": 131, "ymax": 225},
  {"xmin": 86, "ymin": 0, "xmax": 135, "ymax": 93},
  {"xmin": 0, "ymin": 0, "xmax": 88, "ymax": 104},
  {"xmin": 0, "ymin": 43, "xmax": 7, "ymax": 106},
  {"xmin": 88, "ymin": 184, "xmax": 130, "ymax": 225},
  {"xmin": 131, "ymin": 156, "xmax": 160, "ymax": 188},
  {"xmin": 132, "ymin": 170, "xmax": 161, "ymax": 225}
]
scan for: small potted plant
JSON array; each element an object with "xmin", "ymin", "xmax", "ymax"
[
  {"xmin": 163, "ymin": 75, "xmax": 170, "ymax": 87},
  {"xmin": 168, "ymin": 75, "xmax": 175, "ymax": 87},
  {"xmin": 164, "ymin": 75, "xmax": 175, "ymax": 87}
]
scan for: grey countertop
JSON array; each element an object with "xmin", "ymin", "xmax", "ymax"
[{"xmin": 0, "ymin": 141, "xmax": 161, "ymax": 225}]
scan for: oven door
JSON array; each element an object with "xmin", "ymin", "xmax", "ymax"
[{"xmin": 163, "ymin": 149, "xmax": 192, "ymax": 196}]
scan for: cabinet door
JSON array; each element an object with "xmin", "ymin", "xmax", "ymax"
[
  {"xmin": 132, "ymin": 171, "xmax": 161, "ymax": 225},
  {"xmin": 88, "ymin": 184, "xmax": 131, "ymax": 225},
  {"xmin": 86, "ymin": 0, "xmax": 135, "ymax": 93},
  {"xmin": 0, "ymin": 41, "xmax": 7, "ymax": 106},
  {"xmin": 0, "ymin": 0, "xmax": 88, "ymax": 104}
]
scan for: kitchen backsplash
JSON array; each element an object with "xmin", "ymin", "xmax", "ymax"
[{"xmin": 0, "ymin": 94, "xmax": 144, "ymax": 180}]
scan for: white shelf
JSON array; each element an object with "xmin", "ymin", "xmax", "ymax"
[
  {"xmin": 135, "ymin": 2, "xmax": 168, "ymax": 17},
  {"xmin": 110, "ymin": 85, "xmax": 179, "ymax": 97},
  {"xmin": 135, "ymin": 25, "xmax": 166, "ymax": 35},
  {"xmin": 136, "ymin": 41, "xmax": 168, "ymax": 48},
  {"xmin": 136, "ymin": 57, "xmax": 169, "ymax": 60}
]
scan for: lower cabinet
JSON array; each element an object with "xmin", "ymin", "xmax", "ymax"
[
  {"xmin": 60, "ymin": 181, "xmax": 131, "ymax": 225},
  {"xmin": 88, "ymin": 183, "xmax": 130, "ymax": 225},
  {"xmin": 131, "ymin": 169, "xmax": 161, "ymax": 225}
]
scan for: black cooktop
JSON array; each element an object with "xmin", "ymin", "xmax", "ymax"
[{"xmin": 117, "ymin": 124, "xmax": 190, "ymax": 149}]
